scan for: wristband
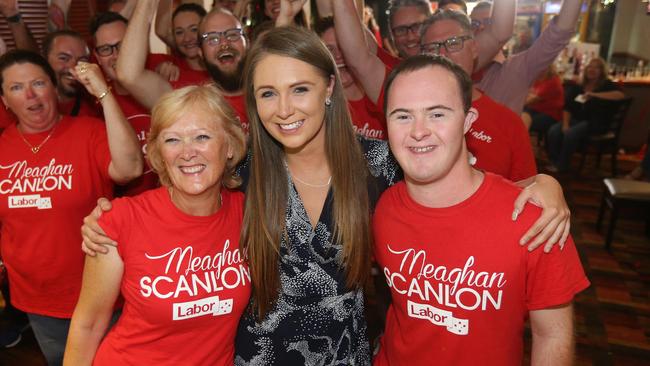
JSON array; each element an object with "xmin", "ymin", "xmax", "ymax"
[{"xmin": 6, "ymin": 13, "xmax": 22, "ymax": 23}]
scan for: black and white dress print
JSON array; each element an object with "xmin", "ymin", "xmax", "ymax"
[{"xmin": 234, "ymin": 137, "xmax": 401, "ymax": 366}]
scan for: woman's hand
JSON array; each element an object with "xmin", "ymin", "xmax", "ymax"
[
  {"xmin": 513, "ymin": 174, "xmax": 571, "ymax": 253},
  {"xmin": 276, "ymin": 0, "xmax": 306, "ymax": 27},
  {"xmin": 155, "ymin": 61, "xmax": 180, "ymax": 82},
  {"xmin": 71, "ymin": 62, "xmax": 109, "ymax": 99},
  {"xmin": 81, "ymin": 198, "xmax": 116, "ymax": 256}
]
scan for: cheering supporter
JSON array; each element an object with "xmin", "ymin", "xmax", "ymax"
[
  {"xmin": 470, "ymin": 0, "xmax": 583, "ymax": 115},
  {"xmin": 153, "ymin": 1, "xmax": 211, "ymax": 86},
  {"xmin": 90, "ymin": 12, "xmax": 159, "ymax": 196},
  {"xmin": 546, "ymin": 57, "xmax": 625, "ymax": 173},
  {"xmin": 523, "ymin": 65, "xmax": 564, "ymax": 134},
  {"xmin": 373, "ymin": 54, "xmax": 589, "ymax": 366},
  {"xmin": 42, "ymin": 31, "xmax": 100, "ymax": 117},
  {"xmin": 117, "ymin": 1, "xmax": 249, "ymax": 131},
  {"xmin": 0, "ymin": 50, "xmax": 142, "ymax": 365},
  {"xmin": 64, "ymin": 84, "xmax": 248, "ymax": 365},
  {"xmin": 315, "ymin": 17, "xmax": 386, "ymax": 140}
]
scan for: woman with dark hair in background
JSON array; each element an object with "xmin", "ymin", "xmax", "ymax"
[{"xmin": 154, "ymin": 1, "xmax": 211, "ymax": 86}]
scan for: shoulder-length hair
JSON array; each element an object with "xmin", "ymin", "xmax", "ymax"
[
  {"xmin": 581, "ymin": 57, "xmax": 609, "ymax": 89},
  {"xmin": 242, "ymin": 26, "xmax": 371, "ymax": 319},
  {"xmin": 147, "ymin": 84, "xmax": 247, "ymax": 189}
]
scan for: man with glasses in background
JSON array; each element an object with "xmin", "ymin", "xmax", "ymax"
[
  {"xmin": 418, "ymin": 9, "xmax": 537, "ymax": 182},
  {"xmin": 116, "ymin": 1, "xmax": 249, "ymax": 131},
  {"xmin": 470, "ymin": 0, "xmax": 584, "ymax": 115}
]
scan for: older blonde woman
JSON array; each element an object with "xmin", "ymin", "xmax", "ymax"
[{"xmin": 63, "ymin": 84, "xmax": 248, "ymax": 365}]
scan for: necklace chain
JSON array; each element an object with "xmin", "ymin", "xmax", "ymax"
[
  {"xmin": 17, "ymin": 124, "xmax": 58, "ymax": 154},
  {"xmin": 290, "ymin": 173, "xmax": 332, "ymax": 188},
  {"xmin": 284, "ymin": 159, "xmax": 331, "ymax": 188}
]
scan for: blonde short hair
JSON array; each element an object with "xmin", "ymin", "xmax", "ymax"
[{"xmin": 147, "ymin": 84, "xmax": 247, "ymax": 189}]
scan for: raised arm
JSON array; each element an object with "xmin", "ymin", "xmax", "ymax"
[
  {"xmin": 0, "ymin": 0, "xmax": 39, "ymax": 52},
  {"xmin": 275, "ymin": 0, "xmax": 307, "ymax": 27},
  {"xmin": 154, "ymin": 0, "xmax": 175, "ymax": 49},
  {"xmin": 73, "ymin": 62, "xmax": 143, "ymax": 183},
  {"xmin": 63, "ymin": 247, "xmax": 123, "ymax": 366},
  {"xmin": 530, "ymin": 303, "xmax": 575, "ymax": 366},
  {"xmin": 332, "ymin": 0, "xmax": 386, "ymax": 104},
  {"xmin": 556, "ymin": 0, "xmax": 583, "ymax": 31},
  {"xmin": 475, "ymin": 0, "xmax": 516, "ymax": 69},
  {"xmin": 116, "ymin": 0, "xmax": 172, "ymax": 110}
]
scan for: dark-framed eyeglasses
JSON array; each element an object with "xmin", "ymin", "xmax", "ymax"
[
  {"xmin": 420, "ymin": 35, "xmax": 473, "ymax": 56},
  {"xmin": 470, "ymin": 18, "xmax": 493, "ymax": 31},
  {"xmin": 200, "ymin": 28, "xmax": 243, "ymax": 46},
  {"xmin": 94, "ymin": 42, "xmax": 121, "ymax": 57},
  {"xmin": 391, "ymin": 22, "xmax": 423, "ymax": 38}
]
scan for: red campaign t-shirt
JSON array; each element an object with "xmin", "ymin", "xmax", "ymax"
[
  {"xmin": 0, "ymin": 105, "xmax": 16, "ymax": 130},
  {"xmin": 94, "ymin": 187, "xmax": 250, "ymax": 365},
  {"xmin": 112, "ymin": 92, "xmax": 159, "ymax": 196},
  {"xmin": 0, "ymin": 116, "xmax": 113, "ymax": 318},
  {"xmin": 148, "ymin": 53, "xmax": 211, "ymax": 89},
  {"xmin": 468, "ymin": 94, "xmax": 537, "ymax": 182},
  {"xmin": 224, "ymin": 94, "xmax": 249, "ymax": 134},
  {"xmin": 59, "ymin": 95, "xmax": 102, "ymax": 118},
  {"xmin": 348, "ymin": 94, "xmax": 387, "ymax": 140},
  {"xmin": 372, "ymin": 174, "xmax": 590, "ymax": 366},
  {"xmin": 528, "ymin": 76, "xmax": 564, "ymax": 121}
]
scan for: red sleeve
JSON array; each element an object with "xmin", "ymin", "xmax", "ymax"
[
  {"xmin": 0, "ymin": 106, "xmax": 16, "ymax": 129},
  {"xmin": 97, "ymin": 196, "xmax": 134, "ymax": 259},
  {"xmin": 507, "ymin": 112, "xmax": 538, "ymax": 181},
  {"xmin": 526, "ymin": 236, "xmax": 590, "ymax": 310}
]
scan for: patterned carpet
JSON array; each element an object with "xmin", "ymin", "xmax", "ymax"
[{"xmin": 1, "ymin": 150, "xmax": 649, "ymax": 365}]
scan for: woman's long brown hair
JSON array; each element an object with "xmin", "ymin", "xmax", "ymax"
[{"xmin": 241, "ymin": 26, "xmax": 371, "ymax": 319}]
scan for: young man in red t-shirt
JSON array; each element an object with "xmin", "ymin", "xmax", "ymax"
[{"xmin": 374, "ymin": 55, "xmax": 589, "ymax": 365}]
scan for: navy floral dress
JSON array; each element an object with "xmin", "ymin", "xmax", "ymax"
[{"xmin": 234, "ymin": 138, "xmax": 400, "ymax": 366}]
